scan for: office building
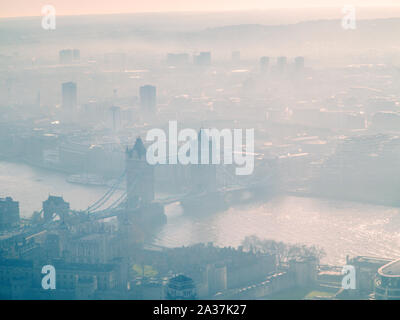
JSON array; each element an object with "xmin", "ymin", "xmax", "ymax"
[
  {"xmin": 276, "ymin": 56, "xmax": 287, "ymax": 72},
  {"xmin": 294, "ymin": 56, "xmax": 305, "ymax": 71},
  {"xmin": 59, "ymin": 49, "xmax": 80, "ymax": 64},
  {"xmin": 139, "ymin": 85, "xmax": 156, "ymax": 111},
  {"xmin": 62, "ymin": 82, "xmax": 77, "ymax": 110},
  {"xmin": 0, "ymin": 197, "xmax": 19, "ymax": 230},
  {"xmin": 166, "ymin": 53, "xmax": 189, "ymax": 66},
  {"xmin": 194, "ymin": 52, "xmax": 211, "ymax": 66},
  {"xmin": 375, "ymin": 259, "xmax": 400, "ymax": 299},
  {"xmin": 260, "ymin": 56, "xmax": 270, "ymax": 71},
  {"xmin": 232, "ymin": 51, "xmax": 240, "ymax": 63}
]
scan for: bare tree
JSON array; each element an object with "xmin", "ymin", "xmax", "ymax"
[{"xmin": 241, "ymin": 236, "xmax": 325, "ymax": 266}]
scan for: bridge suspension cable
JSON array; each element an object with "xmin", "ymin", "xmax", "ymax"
[
  {"xmin": 88, "ymin": 171, "xmax": 142, "ymax": 214},
  {"xmin": 86, "ymin": 171, "xmax": 126, "ymax": 212},
  {"xmin": 103, "ymin": 191, "xmax": 127, "ymax": 212}
]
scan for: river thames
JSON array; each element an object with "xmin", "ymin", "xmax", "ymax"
[{"xmin": 2, "ymin": 161, "xmax": 400, "ymax": 265}]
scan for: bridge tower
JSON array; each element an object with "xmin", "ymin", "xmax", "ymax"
[
  {"xmin": 190, "ymin": 129, "xmax": 217, "ymax": 193},
  {"xmin": 125, "ymin": 137, "xmax": 154, "ymax": 210}
]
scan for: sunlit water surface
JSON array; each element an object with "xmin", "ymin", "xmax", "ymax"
[{"xmin": 2, "ymin": 161, "xmax": 400, "ymax": 265}]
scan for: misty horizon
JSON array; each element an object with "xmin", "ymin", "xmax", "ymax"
[{"xmin": 1, "ymin": 1, "xmax": 400, "ymax": 303}]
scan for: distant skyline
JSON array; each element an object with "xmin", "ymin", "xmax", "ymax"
[{"xmin": 2, "ymin": 0, "xmax": 400, "ymax": 18}]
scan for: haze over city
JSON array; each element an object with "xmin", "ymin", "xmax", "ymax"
[{"xmin": 1, "ymin": 0, "xmax": 400, "ymax": 301}]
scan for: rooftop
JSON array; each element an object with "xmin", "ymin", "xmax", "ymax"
[
  {"xmin": 349, "ymin": 255, "xmax": 392, "ymax": 266},
  {"xmin": 54, "ymin": 261, "xmax": 115, "ymax": 273},
  {"xmin": 78, "ymin": 233, "xmax": 105, "ymax": 241},
  {"xmin": 0, "ymin": 197, "xmax": 17, "ymax": 203},
  {"xmin": 378, "ymin": 259, "xmax": 400, "ymax": 277},
  {"xmin": 44, "ymin": 195, "xmax": 68, "ymax": 204},
  {"xmin": 0, "ymin": 259, "xmax": 33, "ymax": 268},
  {"xmin": 168, "ymin": 274, "xmax": 196, "ymax": 290}
]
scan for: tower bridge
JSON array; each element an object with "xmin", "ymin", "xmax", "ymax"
[{"xmin": 86, "ymin": 134, "xmax": 274, "ymax": 220}]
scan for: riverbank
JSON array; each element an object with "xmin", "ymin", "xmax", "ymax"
[
  {"xmin": 2, "ymin": 160, "xmax": 400, "ymax": 265},
  {"xmin": 0, "ymin": 160, "xmax": 121, "ymax": 218}
]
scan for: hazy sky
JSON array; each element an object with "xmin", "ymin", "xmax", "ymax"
[{"xmin": 2, "ymin": 0, "xmax": 400, "ymax": 17}]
